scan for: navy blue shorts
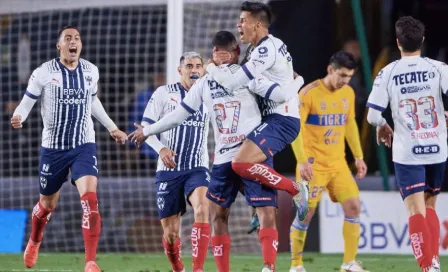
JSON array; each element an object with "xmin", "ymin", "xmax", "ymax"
[
  {"xmin": 246, "ymin": 114, "xmax": 300, "ymax": 158},
  {"xmin": 206, "ymin": 157, "xmax": 277, "ymax": 208},
  {"xmin": 155, "ymin": 167, "xmax": 210, "ymax": 220},
  {"xmin": 39, "ymin": 143, "xmax": 98, "ymax": 196},
  {"xmin": 394, "ymin": 162, "xmax": 446, "ymax": 199}
]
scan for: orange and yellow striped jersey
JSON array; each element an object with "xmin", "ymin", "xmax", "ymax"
[{"xmin": 291, "ymin": 79, "xmax": 363, "ymax": 172}]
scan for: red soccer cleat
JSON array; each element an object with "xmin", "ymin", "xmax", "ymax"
[
  {"xmin": 84, "ymin": 261, "xmax": 101, "ymax": 272},
  {"xmin": 23, "ymin": 239, "xmax": 41, "ymax": 268}
]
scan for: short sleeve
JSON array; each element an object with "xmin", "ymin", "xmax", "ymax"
[{"xmin": 366, "ymin": 68, "xmax": 389, "ymax": 112}]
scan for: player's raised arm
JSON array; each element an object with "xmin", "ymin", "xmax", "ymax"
[
  {"xmin": 249, "ymin": 73, "xmax": 304, "ymax": 103},
  {"xmin": 11, "ymin": 67, "xmax": 43, "ymax": 128}
]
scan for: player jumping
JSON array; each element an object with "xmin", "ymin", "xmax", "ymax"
[
  {"xmin": 289, "ymin": 51, "xmax": 368, "ymax": 272},
  {"xmin": 130, "ymin": 31, "xmax": 305, "ymax": 272},
  {"xmin": 138, "ymin": 52, "xmax": 210, "ymax": 272},
  {"xmin": 206, "ymin": 1, "xmax": 310, "ymax": 217},
  {"xmin": 11, "ymin": 26, "xmax": 127, "ymax": 272},
  {"xmin": 367, "ymin": 16, "xmax": 448, "ymax": 272}
]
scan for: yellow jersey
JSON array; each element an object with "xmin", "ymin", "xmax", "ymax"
[{"xmin": 292, "ymin": 79, "xmax": 363, "ymax": 172}]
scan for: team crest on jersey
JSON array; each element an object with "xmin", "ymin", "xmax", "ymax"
[
  {"xmin": 342, "ymin": 98, "xmax": 348, "ymax": 110},
  {"xmin": 85, "ymin": 76, "xmax": 92, "ymax": 86},
  {"xmin": 258, "ymin": 46, "xmax": 268, "ymax": 55},
  {"xmin": 320, "ymin": 101, "xmax": 326, "ymax": 110},
  {"xmin": 429, "ymin": 72, "xmax": 436, "ymax": 79}
]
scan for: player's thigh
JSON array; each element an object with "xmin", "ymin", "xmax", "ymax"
[
  {"xmin": 242, "ymin": 157, "xmax": 278, "ymax": 209},
  {"xmin": 233, "ymin": 138, "xmax": 267, "ymax": 163},
  {"xmin": 39, "ymin": 190, "xmax": 61, "ymax": 210},
  {"xmin": 327, "ymin": 167, "xmax": 360, "ymax": 205},
  {"xmin": 242, "ymin": 115, "xmax": 300, "ymax": 162},
  {"xmin": 71, "ymin": 143, "xmax": 99, "ymax": 195},
  {"xmin": 394, "ymin": 162, "xmax": 427, "ymax": 200},
  {"xmin": 38, "ymin": 146, "xmax": 71, "ymax": 197},
  {"xmin": 307, "ymin": 170, "xmax": 331, "ymax": 209},
  {"xmin": 206, "ymin": 163, "xmax": 241, "ymax": 209},
  {"xmin": 424, "ymin": 162, "xmax": 445, "ymax": 196},
  {"xmin": 185, "ymin": 169, "xmax": 210, "ymax": 209},
  {"xmin": 155, "ymin": 173, "xmax": 187, "ymax": 220}
]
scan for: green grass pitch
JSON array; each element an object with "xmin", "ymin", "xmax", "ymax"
[{"xmin": 0, "ymin": 253, "xmax": 444, "ymax": 271}]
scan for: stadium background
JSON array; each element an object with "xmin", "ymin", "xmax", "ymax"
[{"xmin": 1, "ymin": 0, "xmax": 448, "ymax": 262}]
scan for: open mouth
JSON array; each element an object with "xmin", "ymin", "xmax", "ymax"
[
  {"xmin": 69, "ymin": 47, "xmax": 77, "ymax": 56},
  {"xmin": 190, "ymin": 75, "xmax": 199, "ymax": 80}
]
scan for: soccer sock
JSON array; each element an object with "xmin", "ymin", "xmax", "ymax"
[
  {"xmin": 232, "ymin": 162, "xmax": 299, "ymax": 196},
  {"xmin": 409, "ymin": 213, "xmax": 433, "ymax": 269},
  {"xmin": 191, "ymin": 222, "xmax": 210, "ymax": 270},
  {"xmin": 290, "ymin": 218, "xmax": 308, "ymax": 267},
  {"xmin": 30, "ymin": 201, "xmax": 53, "ymax": 243},
  {"xmin": 426, "ymin": 208, "xmax": 440, "ymax": 262},
  {"xmin": 259, "ymin": 228, "xmax": 278, "ymax": 271},
  {"xmin": 162, "ymin": 237, "xmax": 184, "ymax": 272},
  {"xmin": 343, "ymin": 216, "xmax": 361, "ymax": 263},
  {"xmin": 211, "ymin": 234, "xmax": 230, "ymax": 272},
  {"xmin": 80, "ymin": 192, "xmax": 101, "ymax": 263}
]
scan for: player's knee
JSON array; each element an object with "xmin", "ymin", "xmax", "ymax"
[
  {"xmin": 193, "ymin": 202, "xmax": 209, "ymax": 223},
  {"xmin": 257, "ymin": 206, "xmax": 276, "ymax": 228},
  {"xmin": 342, "ymin": 198, "xmax": 361, "ymax": 217},
  {"xmin": 40, "ymin": 197, "xmax": 58, "ymax": 210},
  {"xmin": 163, "ymin": 230, "xmax": 179, "ymax": 244}
]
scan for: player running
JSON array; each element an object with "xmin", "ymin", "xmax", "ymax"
[
  {"xmin": 367, "ymin": 16, "xmax": 448, "ymax": 272},
  {"xmin": 289, "ymin": 51, "xmax": 368, "ymax": 272},
  {"xmin": 206, "ymin": 1, "xmax": 310, "ymax": 214},
  {"xmin": 130, "ymin": 31, "xmax": 305, "ymax": 272},
  {"xmin": 139, "ymin": 52, "xmax": 210, "ymax": 272},
  {"xmin": 11, "ymin": 26, "xmax": 127, "ymax": 272}
]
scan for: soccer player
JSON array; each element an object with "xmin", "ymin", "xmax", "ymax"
[
  {"xmin": 206, "ymin": 1, "xmax": 310, "ymax": 214},
  {"xmin": 130, "ymin": 31, "xmax": 306, "ymax": 272},
  {"xmin": 139, "ymin": 52, "xmax": 210, "ymax": 272},
  {"xmin": 10, "ymin": 26, "xmax": 127, "ymax": 272},
  {"xmin": 289, "ymin": 51, "xmax": 368, "ymax": 272},
  {"xmin": 367, "ymin": 16, "xmax": 448, "ymax": 272}
]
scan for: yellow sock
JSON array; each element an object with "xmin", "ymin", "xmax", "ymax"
[
  {"xmin": 343, "ymin": 216, "xmax": 360, "ymax": 263},
  {"xmin": 290, "ymin": 214, "xmax": 309, "ymax": 267}
]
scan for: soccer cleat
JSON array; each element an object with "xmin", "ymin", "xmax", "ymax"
[
  {"xmin": 247, "ymin": 213, "xmax": 260, "ymax": 234},
  {"xmin": 293, "ymin": 181, "xmax": 309, "ymax": 221},
  {"xmin": 340, "ymin": 260, "xmax": 369, "ymax": 272},
  {"xmin": 432, "ymin": 256, "xmax": 440, "ymax": 271},
  {"xmin": 290, "ymin": 265, "xmax": 307, "ymax": 272},
  {"xmin": 23, "ymin": 239, "xmax": 41, "ymax": 268},
  {"xmin": 84, "ymin": 261, "xmax": 101, "ymax": 272},
  {"xmin": 261, "ymin": 267, "xmax": 272, "ymax": 272}
]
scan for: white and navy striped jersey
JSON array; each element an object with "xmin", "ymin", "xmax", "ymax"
[
  {"xmin": 26, "ymin": 58, "xmax": 99, "ymax": 150},
  {"xmin": 181, "ymin": 70, "xmax": 279, "ymax": 164},
  {"xmin": 143, "ymin": 83, "xmax": 210, "ymax": 172},
  {"xmin": 248, "ymin": 35, "xmax": 300, "ymax": 119},
  {"xmin": 367, "ymin": 56, "xmax": 448, "ymax": 164}
]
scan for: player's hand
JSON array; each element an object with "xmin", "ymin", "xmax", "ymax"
[
  {"xmin": 376, "ymin": 123, "xmax": 393, "ymax": 148},
  {"xmin": 11, "ymin": 115, "xmax": 23, "ymax": 129},
  {"xmin": 298, "ymin": 162, "xmax": 313, "ymax": 181},
  {"xmin": 160, "ymin": 147, "xmax": 176, "ymax": 169},
  {"xmin": 129, "ymin": 123, "xmax": 148, "ymax": 148},
  {"xmin": 212, "ymin": 47, "xmax": 231, "ymax": 65},
  {"xmin": 110, "ymin": 129, "xmax": 128, "ymax": 144},
  {"xmin": 355, "ymin": 158, "xmax": 367, "ymax": 180}
]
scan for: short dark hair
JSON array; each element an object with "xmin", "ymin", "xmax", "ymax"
[
  {"xmin": 395, "ymin": 16, "xmax": 425, "ymax": 52},
  {"xmin": 241, "ymin": 1, "xmax": 272, "ymax": 26},
  {"xmin": 329, "ymin": 51, "xmax": 357, "ymax": 70},
  {"xmin": 212, "ymin": 31, "xmax": 239, "ymax": 53},
  {"xmin": 58, "ymin": 25, "xmax": 81, "ymax": 40}
]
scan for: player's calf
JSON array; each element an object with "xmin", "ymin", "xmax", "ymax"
[
  {"xmin": 257, "ymin": 206, "xmax": 278, "ymax": 272},
  {"xmin": 80, "ymin": 192, "xmax": 101, "ymax": 264},
  {"xmin": 210, "ymin": 202, "xmax": 231, "ymax": 272}
]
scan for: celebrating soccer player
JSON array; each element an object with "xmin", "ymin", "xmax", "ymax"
[
  {"xmin": 207, "ymin": 1, "xmax": 309, "ymax": 223},
  {"xmin": 11, "ymin": 26, "xmax": 127, "ymax": 272},
  {"xmin": 136, "ymin": 52, "xmax": 210, "ymax": 272},
  {"xmin": 289, "ymin": 51, "xmax": 368, "ymax": 272},
  {"xmin": 367, "ymin": 16, "xmax": 448, "ymax": 272},
  {"xmin": 130, "ymin": 31, "xmax": 305, "ymax": 272}
]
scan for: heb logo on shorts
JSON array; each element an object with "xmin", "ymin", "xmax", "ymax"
[
  {"xmin": 248, "ymin": 164, "xmax": 281, "ymax": 185},
  {"xmin": 181, "ymin": 119, "xmax": 205, "ymax": 128}
]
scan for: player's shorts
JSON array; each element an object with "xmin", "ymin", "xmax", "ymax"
[
  {"xmin": 301, "ymin": 165, "xmax": 359, "ymax": 208},
  {"xmin": 394, "ymin": 162, "xmax": 445, "ymax": 200},
  {"xmin": 38, "ymin": 143, "xmax": 98, "ymax": 196},
  {"xmin": 207, "ymin": 157, "xmax": 277, "ymax": 208},
  {"xmin": 246, "ymin": 114, "xmax": 300, "ymax": 159},
  {"xmin": 155, "ymin": 167, "xmax": 210, "ymax": 220}
]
